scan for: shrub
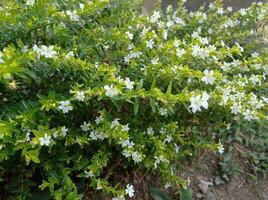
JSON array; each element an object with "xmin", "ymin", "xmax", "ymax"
[{"xmin": 0, "ymin": 0, "xmax": 267, "ymax": 199}]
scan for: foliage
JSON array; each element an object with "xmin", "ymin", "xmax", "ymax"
[{"xmin": 0, "ymin": 0, "xmax": 267, "ymax": 199}]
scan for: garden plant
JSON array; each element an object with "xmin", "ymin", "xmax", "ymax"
[{"xmin": 0, "ymin": 0, "xmax": 267, "ymax": 199}]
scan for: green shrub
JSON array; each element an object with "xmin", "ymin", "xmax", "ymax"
[{"xmin": 0, "ymin": 0, "xmax": 267, "ymax": 199}]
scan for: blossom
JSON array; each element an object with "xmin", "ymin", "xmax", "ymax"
[
  {"xmin": 251, "ymin": 52, "xmax": 259, "ymax": 58},
  {"xmin": 66, "ymin": 10, "xmax": 80, "ymax": 22},
  {"xmin": 218, "ymin": 141, "xmax": 224, "ymax": 154},
  {"xmin": 39, "ymin": 134, "xmax": 51, "ymax": 146},
  {"xmin": 154, "ymin": 155, "xmax": 168, "ymax": 168},
  {"xmin": 121, "ymin": 124, "xmax": 130, "ymax": 132},
  {"xmin": 125, "ymin": 184, "xmax": 135, "ymax": 198},
  {"xmin": 125, "ymin": 78, "xmax": 134, "ymax": 90},
  {"xmin": 0, "ymin": 52, "xmax": 4, "ymax": 63},
  {"xmin": 164, "ymin": 134, "xmax": 173, "ymax": 143},
  {"xmin": 111, "ymin": 118, "xmax": 120, "ymax": 128},
  {"xmin": 104, "ymin": 85, "xmax": 119, "ymax": 97},
  {"xmin": 61, "ymin": 126, "xmax": 68, "ymax": 137},
  {"xmin": 146, "ymin": 39, "xmax": 154, "ymax": 49},
  {"xmin": 151, "ymin": 58, "xmax": 159, "ymax": 65},
  {"xmin": 146, "ymin": 127, "xmax": 154, "ymax": 135},
  {"xmin": 190, "ymin": 92, "xmax": 210, "ymax": 113},
  {"xmin": 201, "ymin": 70, "xmax": 216, "ymax": 85},
  {"xmin": 150, "ymin": 11, "xmax": 161, "ymax": 23},
  {"xmin": 159, "ymin": 108, "xmax": 168, "ymax": 116},
  {"xmin": 33, "ymin": 45, "xmax": 57, "ymax": 58},
  {"xmin": 75, "ymin": 91, "xmax": 85, "ymax": 102},
  {"xmin": 230, "ymin": 102, "xmax": 242, "ymax": 114},
  {"xmin": 84, "ymin": 170, "xmax": 94, "ymax": 178},
  {"xmin": 249, "ymin": 75, "xmax": 261, "ymax": 86},
  {"xmin": 132, "ymin": 151, "xmax": 142, "ymax": 163},
  {"xmin": 26, "ymin": 0, "xmax": 35, "ymax": 6},
  {"xmin": 242, "ymin": 109, "xmax": 255, "ymax": 121},
  {"xmin": 119, "ymin": 139, "xmax": 134, "ymax": 148},
  {"xmin": 239, "ymin": 8, "xmax": 247, "ymax": 16},
  {"xmin": 125, "ymin": 31, "xmax": 133, "ymax": 40},
  {"xmin": 58, "ymin": 100, "xmax": 73, "ymax": 113},
  {"xmin": 25, "ymin": 131, "xmax": 31, "ymax": 142},
  {"xmin": 112, "ymin": 195, "xmax": 124, "ymax": 200},
  {"xmin": 65, "ymin": 51, "xmax": 74, "ymax": 58},
  {"xmin": 40, "ymin": 45, "xmax": 57, "ymax": 58},
  {"xmin": 192, "ymin": 45, "xmax": 209, "ymax": 59},
  {"xmin": 176, "ymin": 48, "xmax": 185, "ymax": 57},
  {"xmin": 95, "ymin": 116, "xmax": 104, "ymax": 124},
  {"xmin": 80, "ymin": 121, "xmax": 91, "ymax": 132}
]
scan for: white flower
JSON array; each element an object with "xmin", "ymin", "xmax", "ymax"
[
  {"xmin": 217, "ymin": 8, "xmax": 224, "ymax": 15},
  {"xmin": 230, "ymin": 102, "xmax": 242, "ymax": 114},
  {"xmin": 190, "ymin": 92, "xmax": 210, "ymax": 113},
  {"xmin": 66, "ymin": 10, "xmax": 80, "ymax": 22},
  {"xmin": 119, "ymin": 139, "xmax": 134, "ymax": 148},
  {"xmin": 25, "ymin": 131, "xmax": 31, "ymax": 142},
  {"xmin": 251, "ymin": 52, "xmax": 259, "ymax": 58},
  {"xmin": 26, "ymin": 0, "xmax": 35, "ymax": 6},
  {"xmin": 151, "ymin": 58, "xmax": 159, "ymax": 65},
  {"xmin": 249, "ymin": 75, "xmax": 260, "ymax": 86},
  {"xmin": 0, "ymin": 52, "xmax": 4, "ymax": 64},
  {"xmin": 61, "ymin": 126, "xmax": 68, "ymax": 137},
  {"xmin": 39, "ymin": 134, "xmax": 51, "ymax": 146},
  {"xmin": 164, "ymin": 182, "xmax": 172, "ymax": 190},
  {"xmin": 132, "ymin": 151, "xmax": 142, "ymax": 163},
  {"xmin": 121, "ymin": 124, "xmax": 130, "ymax": 132},
  {"xmin": 218, "ymin": 141, "xmax": 224, "ymax": 154},
  {"xmin": 154, "ymin": 155, "xmax": 168, "ymax": 168},
  {"xmin": 239, "ymin": 8, "xmax": 247, "ymax": 16},
  {"xmin": 111, "ymin": 118, "xmax": 120, "ymax": 128},
  {"xmin": 95, "ymin": 116, "xmax": 104, "ymax": 124},
  {"xmin": 75, "ymin": 91, "xmax": 85, "ymax": 102},
  {"xmin": 146, "ymin": 39, "xmax": 155, "ymax": 49},
  {"xmin": 112, "ymin": 195, "xmax": 124, "ymax": 200},
  {"xmin": 125, "ymin": 78, "xmax": 134, "ymax": 90},
  {"xmin": 164, "ymin": 134, "xmax": 173, "ymax": 143},
  {"xmin": 85, "ymin": 170, "xmax": 94, "ymax": 178},
  {"xmin": 227, "ymin": 7, "xmax": 233, "ymax": 12},
  {"xmin": 159, "ymin": 108, "xmax": 168, "ymax": 116},
  {"xmin": 201, "ymin": 70, "xmax": 216, "ymax": 85},
  {"xmin": 79, "ymin": 3, "xmax": 85, "ymax": 10},
  {"xmin": 104, "ymin": 85, "xmax": 119, "ymax": 97},
  {"xmin": 80, "ymin": 121, "xmax": 91, "ymax": 132},
  {"xmin": 125, "ymin": 31, "xmax": 133, "ymax": 40},
  {"xmin": 242, "ymin": 109, "xmax": 255, "ymax": 121},
  {"xmin": 65, "ymin": 51, "xmax": 74, "ymax": 58},
  {"xmin": 40, "ymin": 45, "xmax": 57, "ymax": 58},
  {"xmin": 58, "ymin": 100, "xmax": 73, "ymax": 113},
  {"xmin": 146, "ymin": 127, "xmax": 154, "ymax": 135},
  {"xmin": 150, "ymin": 11, "xmax": 161, "ymax": 23},
  {"xmin": 192, "ymin": 45, "xmax": 209, "ymax": 59},
  {"xmin": 125, "ymin": 184, "xmax": 135, "ymax": 198},
  {"xmin": 176, "ymin": 48, "xmax": 185, "ymax": 57}
]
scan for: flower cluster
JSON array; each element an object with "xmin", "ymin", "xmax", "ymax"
[{"xmin": 0, "ymin": 0, "xmax": 267, "ymax": 199}]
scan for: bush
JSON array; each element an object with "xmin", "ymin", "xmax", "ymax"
[{"xmin": 0, "ymin": 0, "xmax": 267, "ymax": 199}]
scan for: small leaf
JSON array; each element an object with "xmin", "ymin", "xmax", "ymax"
[
  {"xmin": 215, "ymin": 176, "xmax": 224, "ymax": 185},
  {"xmin": 180, "ymin": 188, "xmax": 193, "ymax": 200},
  {"xmin": 223, "ymin": 152, "xmax": 232, "ymax": 162},
  {"xmin": 149, "ymin": 187, "xmax": 171, "ymax": 200},
  {"xmin": 134, "ymin": 98, "xmax": 139, "ymax": 115}
]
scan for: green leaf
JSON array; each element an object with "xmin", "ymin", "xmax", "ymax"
[
  {"xmin": 223, "ymin": 152, "xmax": 232, "ymax": 162},
  {"xmin": 149, "ymin": 187, "xmax": 171, "ymax": 200},
  {"xmin": 180, "ymin": 188, "xmax": 193, "ymax": 200},
  {"xmin": 134, "ymin": 98, "xmax": 139, "ymax": 115}
]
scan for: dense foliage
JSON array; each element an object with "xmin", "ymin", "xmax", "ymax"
[{"xmin": 0, "ymin": 0, "xmax": 267, "ymax": 199}]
